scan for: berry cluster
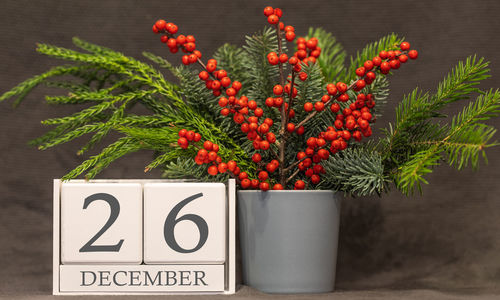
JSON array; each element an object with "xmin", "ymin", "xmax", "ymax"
[{"xmin": 154, "ymin": 6, "xmax": 419, "ymax": 190}]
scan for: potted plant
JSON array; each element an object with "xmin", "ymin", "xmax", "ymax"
[{"xmin": 1, "ymin": 5, "xmax": 499, "ymax": 294}]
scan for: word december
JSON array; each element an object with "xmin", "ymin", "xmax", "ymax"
[{"xmin": 80, "ymin": 270, "xmax": 208, "ymax": 287}]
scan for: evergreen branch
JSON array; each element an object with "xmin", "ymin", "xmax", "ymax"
[
  {"xmin": 37, "ymin": 123, "xmax": 106, "ymax": 150},
  {"xmin": 61, "ymin": 137, "xmax": 141, "ymax": 180},
  {"xmin": 72, "ymin": 37, "xmax": 125, "ymax": 58},
  {"xmin": 0, "ymin": 65, "xmax": 92, "ymax": 106},
  {"xmin": 323, "ymin": 147, "xmax": 389, "ymax": 196},
  {"xmin": 41, "ymin": 102, "xmax": 112, "ymax": 125},
  {"xmin": 306, "ymin": 27, "xmax": 346, "ymax": 82},
  {"xmin": 142, "ymin": 51, "xmax": 178, "ymax": 75},
  {"xmin": 396, "ymin": 148, "xmax": 442, "ymax": 195}
]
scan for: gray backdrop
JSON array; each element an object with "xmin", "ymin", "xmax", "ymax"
[{"xmin": 1, "ymin": 0, "xmax": 500, "ymax": 298}]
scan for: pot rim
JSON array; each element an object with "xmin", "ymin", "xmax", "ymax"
[{"xmin": 237, "ymin": 189, "xmax": 335, "ymax": 193}]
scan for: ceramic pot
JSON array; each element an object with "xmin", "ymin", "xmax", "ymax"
[{"xmin": 238, "ymin": 190, "xmax": 341, "ymax": 293}]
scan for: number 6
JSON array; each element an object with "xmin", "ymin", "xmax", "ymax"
[{"xmin": 164, "ymin": 193, "xmax": 209, "ymax": 253}]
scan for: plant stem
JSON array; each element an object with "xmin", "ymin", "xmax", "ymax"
[{"xmin": 275, "ymin": 24, "xmax": 288, "ymax": 186}]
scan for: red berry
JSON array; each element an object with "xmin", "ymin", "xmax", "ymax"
[
  {"xmin": 408, "ymin": 50, "xmax": 418, "ymax": 59},
  {"xmin": 208, "ymin": 165, "xmax": 218, "ymax": 176},
  {"xmin": 285, "ymin": 31, "xmax": 296, "ymax": 41},
  {"xmin": 203, "ymin": 140, "xmax": 213, "ymax": 151},
  {"xmin": 306, "ymin": 38, "xmax": 318, "ymax": 49},
  {"xmin": 258, "ymin": 171, "xmax": 269, "ymax": 181},
  {"xmin": 199, "ymin": 71, "xmax": 209, "ymax": 81},
  {"xmin": 263, "ymin": 6, "xmax": 274, "ymax": 16},
  {"xmin": 355, "ymin": 67, "xmax": 366, "ymax": 77},
  {"xmin": 251, "ymin": 179, "xmax": 259, "ymax": 188},
  {"xmin": 220, "ymin": 77, "xmax": 231, "ymax": 87},
  {"xmin": 336, "ymin": 82, "xmax": 347, "ymax": 93},
  {"xmin": 338, "ymin": 93, "xmax": 349, "ymax": 102},
  {"xmin": 178, "ymin": 129, "xmax": 187, "ymax": 137},
  {"xmin": 380, "ymin": 61, "xmax": 391, "ymax": 74},
  {"xmin": 286, "ymin": 123, "xmax": 296, "ymax": 133},
  {"xmin": 330, "ymin": 103, "xmax": 340, "ymax": 113},
  {"xmin": 364, "ymin": 60, "xmax": 374, "ymax": 70},
  {"xmin": 355, "ymin": 79, "xmax": 366, "ymax": 90},
  {"xmin": 241, "ymin": 178, "xmax": 251, "ymax": 189},
  {"xmin": 389, "ymin": 59, "xmax": 400, "ymax": 69},
  {"xmin": 304, "ymin": 102, "xmax": 313, "ymax": 112},
  {"xmin": 259, "ymin": 182, "xmax": 270, "ymax": 191},
  {"xmin": 273, "ymin": 85, "xmax": 283, "ymax": 95},
  {"xmin": 226, "ymin": 88, "xmax": 237, "ymax": 96},
  {"xmin": 299, "ymin": 72, "xmax": 308, "ymax": 81},
  {"xmin": 152, "ymin": 25, "xmax": 159, "ymax": 33},
  {"xmin": 267, "ymin": 132, "xmax": 277, "ymax": 143},
  {"xmin": 400, "ymin": 41, "xmax": 411, "ymax": 51},
  {"xmin": 294, "ymin": 180, "xmax": 305, "ymax": 190},
  {"xmin": 177, "ymin": 137, "xmax": 188, "ymax": 149},
  {"xmin": 268, "ymin": 54, "xmax": 279, "ymax": 65},
  {"xmin": 296, "ymin": 126, "xmax": 305, "ymax": 135},
  {"xmin": 252, "ymin": 153, "xmax": 262, "ymax": 163},
  {"xmin": 379, "ymin": 51, "xmax": 388, "ymax": 59},
  {"xmin": 265, "ymin": 97, "xmax": 274, "ymax": 107},
  {"xmin": 326, "ymin": 83, "xmax": 337, "ymax": 95},
  {"xmin": 232, "ymin": 81, "xmax": 242, "ymax": 91},
  {"xmin": 184, "ymin": 42, "xmax": 196, "ymax": 52},
  {"xmin": 167, "ymin": 23, "xmax": 178, "ymax": 34},
  {"xmin": 185, "ymin": 130, "xmax": 195, "ymax": 141},
  {"xmin": 288, "ymin": 56, "xmax": 299, "ymax": 65},
  {"xmin": 311, "ymin": 174, "xmax": 321, "ymax": 184},
  {"xmin": 273, "ymin": 183, "xmax": 284, "ymax": 190},
  {"xmin": 372, "ymin": 56, "xmax": 382, "ymax": 66},
  {"xmin": 314, "ymin": 102, "xmax": 325, "ymax": 111},
  {"xmin": 260, "ymin": 140, "xmax": 270, "ymax": 150},
  {"xmin": 254, "ymin": 107, "xmax": 264, "ymax": 117},
  {"xmin": 399, "ymin": 54, "xmax": 409, "ymax": 63},
  {"xmin": 206, "ymin": 62, "xmax": 216, "ymax": 73},
  {"xmin": 365, "ymin": 71, "xmax": 376, "ymax": 81},
  {"xmin": 274, "ymin": 8, "xmax": 283, "ymax": 18},
  {"xmin": 279, "ymin": 53, "xmax": 288, "ymax": 63},
  {"xmin": 218, "ymin": 163, "xmax": 228, "ymax": 173},
  {"xmin": 155, "ymin": 19, "xmax": 166, "ymax": 30},
  {"xmin": 186, "ymin": 35, "xmax": 196, "ymax": 43},
  {"xmin": 181, "ymin": 55, "xmax": 190, "ymax": 65},
  {"xmin": 194, "ymin": 133, "xmax": 201, "ymax": 142},
  {"xmin": 176, "ymin": 35, "xmax": 186, "ymax": 44},
  {"xmin": 307, "ymin": 137, "xmax": 317, "ymax": 148},
  {"xmin": 268, "ymin": 14, "xmax": 279, "ymax": 24},
  {"xmin": 266, "ymin": 163, "xmax": 277, "ymax": 173}
]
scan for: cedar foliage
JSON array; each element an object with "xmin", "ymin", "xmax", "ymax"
[{"xmin": 1, "ymin": 30, "xmax": 498, "ymax": 195}]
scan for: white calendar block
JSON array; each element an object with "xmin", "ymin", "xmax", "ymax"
[
  {"xmin": 61, "ymin": 182, "xmax": 142, "ymax": 264},
  {"xmin": 144, "ymin": 183, "xmax": 226, "ymax": 264}
]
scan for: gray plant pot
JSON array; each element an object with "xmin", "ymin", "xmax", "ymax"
[{"xmin": 237, "ymin": 190, "xmax": 341, "ymax": 294}]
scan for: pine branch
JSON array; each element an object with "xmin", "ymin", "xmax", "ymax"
[
  {"xmin": 0, "ymin": 65, "xmax": 93, "ymax": 106},
  {"xmin": 323, "ymin": 147, "xmax": 389, "ymax": 196},
  {"xmin": 61, "ymin": 137, "xmax": 141, "ymax": 180}
]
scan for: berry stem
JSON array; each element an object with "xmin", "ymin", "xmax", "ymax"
[{"xmin": 275, "ymin": 23, "xmax": 288, "ymax": 186}]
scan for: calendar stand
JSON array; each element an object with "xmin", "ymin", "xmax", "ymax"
[{"xmin": 53, "ymin": 179, "xmax": 236, "ymax": 295}]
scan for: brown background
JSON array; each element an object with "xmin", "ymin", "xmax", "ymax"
[{"xmin": 1, "ymin": 0, "xmax": 500, "ymax": 298}]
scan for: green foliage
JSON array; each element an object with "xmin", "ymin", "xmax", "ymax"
[
  {"xmin": 380, "ymin": 56, "xmax": 498, "ymax": 195},
  {"xmin": 322, "ymin": 147, "xmax": 389, "ymax": 196},
  {"xmin": 1, "ymin": 26, "xmax": 498, "ymax": 197}
]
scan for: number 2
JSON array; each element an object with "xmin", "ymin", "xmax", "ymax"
[{"xmin": 79, "ymin": 193, "xmax": 124, "ymax": 252}]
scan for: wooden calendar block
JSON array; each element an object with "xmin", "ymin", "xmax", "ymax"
[
  {"xmin": 60, "ymin": 182, "xmax": 142, "ymax": 264},
  {"xmin": 143, "ymin": 183, "xmax": 226, "ymax": 264}
]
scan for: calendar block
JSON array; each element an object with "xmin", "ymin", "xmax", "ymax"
[
  {"xmin": 53, "ymin": 179, "xmax": 236, "ymax": 295},
  {"xmin": 60, "ymin": 182, "xmax": 142, "ymax": 264},
  {"xmin": 143, "ymin": 183, "xmax": 226, "ymax": 264}
]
